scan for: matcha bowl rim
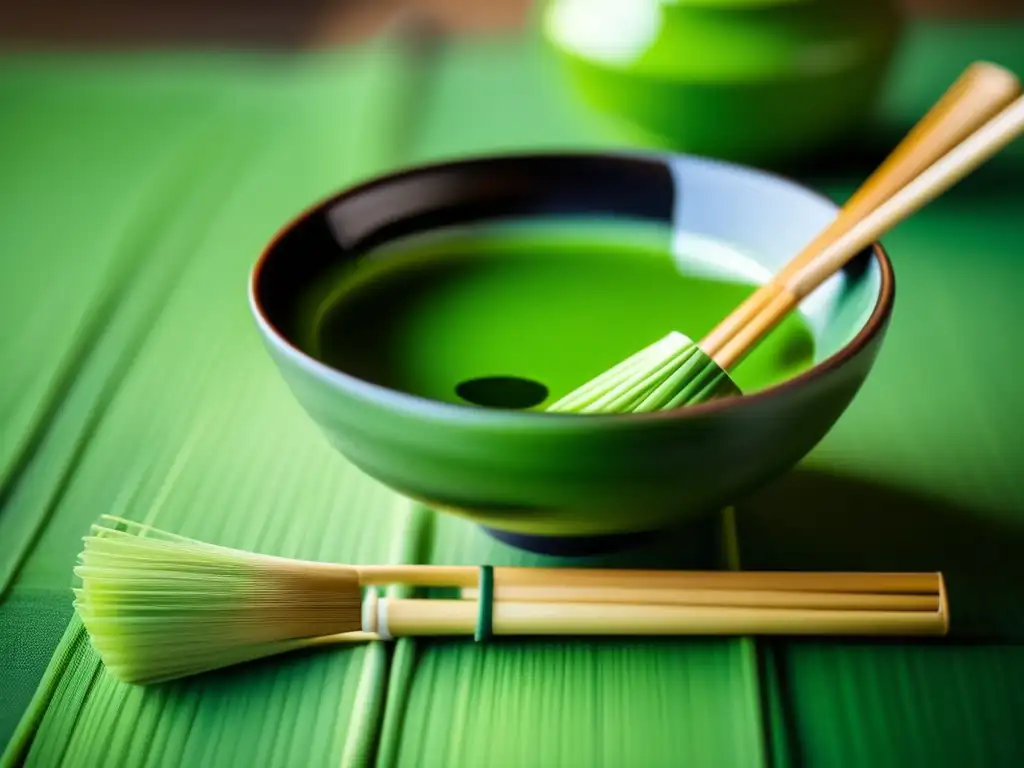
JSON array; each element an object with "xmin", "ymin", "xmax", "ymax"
[{"xmin": 248, "ymin": 149, "xmax": 894, "ymax": 430}]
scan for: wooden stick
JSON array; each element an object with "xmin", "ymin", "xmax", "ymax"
[
  {"xmin": 789, "ymin": 93, "xmax": 1024, "ymax": 298},
  {"xmin": 701, "ymin": 60, "xmax": 1020, "ymax": 365},
  {"xmin": 458, "ymin": 585, "xmax": 940, "ymax": 612},
  {"xmin": 355, "ymin": 565, "xmax": 942, "ymax": 594},
  {"xmin": 712, "ymin": 89, "xmax": 1024, "ymax": 370},
  {"xmin": 373, "ymin": 598, "xmax": 948, "ymax": 637}
]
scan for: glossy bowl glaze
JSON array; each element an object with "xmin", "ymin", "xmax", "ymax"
[
  {"xmin": 542, "ymin": 0, "xmax": 903, "ymax": 165},
  {"xmin": 250, "ymin": 151, "xmax": 893, "ymax": 555}
]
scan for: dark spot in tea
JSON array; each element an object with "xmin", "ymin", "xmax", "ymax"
[{"xmin": 455, "ymin": 376, "xmax": 548, "ymax": 409}]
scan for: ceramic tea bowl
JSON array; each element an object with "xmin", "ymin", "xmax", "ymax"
[{"xmin": 249, "ymin": 151, "xmax": 893, "ymax": 555}]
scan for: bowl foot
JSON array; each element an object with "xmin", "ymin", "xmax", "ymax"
[{"xmin": 480, "ymin": 526, "xmax": 661, "ymax": 557}]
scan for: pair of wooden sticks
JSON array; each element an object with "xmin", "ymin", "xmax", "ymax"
[
  {"xmin": 697, "ymin": 60, "xmax": 1022, "ymax": 371},
  {"xmin": 352, "ymin": 565, "xmax": 949, "ymax": 639},
  {"xmin": 546, "ymin": 60, "xmax": 1024, "ymax": 413}
]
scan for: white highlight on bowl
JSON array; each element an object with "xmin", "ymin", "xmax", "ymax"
[{"xmin": 545, "ymin": 0, "xmax": 661, "ymax": 67}]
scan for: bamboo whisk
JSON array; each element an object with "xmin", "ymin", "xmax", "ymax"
[
  {"xmin": 74, "ymin": 516, "xmax": 948, "ymax": 685},
  {"xmin": 547, "ymin": 61, "xmax": 1022, "ymax": 413}
]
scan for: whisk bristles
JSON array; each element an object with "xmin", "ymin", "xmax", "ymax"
[
  {"xmin": 546, "ymin": 331, "xmax": 739, "ymax": 414},
  {"xmin": 73, "ymin": 516, "xmax": 363, "ymax": 684}
]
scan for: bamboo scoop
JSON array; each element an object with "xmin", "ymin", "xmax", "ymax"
[{"xmin": 547, "ymin": 61, "xmax": 1021, "ymax": 413}]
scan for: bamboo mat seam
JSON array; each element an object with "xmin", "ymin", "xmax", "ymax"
[
  {"xmin": 723, "ymin": 507, "xmax": 774, "ymax": 768},
  {"xmin": 370, "ymin": 503, "xmax": 437, "ymax": 768}
]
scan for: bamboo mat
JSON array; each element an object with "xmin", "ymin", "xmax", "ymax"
[{"xmin": 3, "ymin": 20, "xmax": 1024, "ymax": 767}]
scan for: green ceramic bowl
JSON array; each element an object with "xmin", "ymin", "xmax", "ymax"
[
  {"xmin": 542, "ymin": 0, "xmax": 903, "ymax": 165},
  {"xmin": 250, "ymin": 151, "xmax": 893, "ymax": 555}
]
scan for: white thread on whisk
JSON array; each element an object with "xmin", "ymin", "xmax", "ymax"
[
  {"xmin": 362, "ymin": 589, "xmax": 378, "ymax": 634},
  {"xmin": 376, "ymin": 594, "xmax": 393, "ymax": 640}
]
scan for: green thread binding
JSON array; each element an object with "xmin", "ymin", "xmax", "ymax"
[{"xmin": 474, "ymin": 565, "xmax": 494, "ymax": 642}]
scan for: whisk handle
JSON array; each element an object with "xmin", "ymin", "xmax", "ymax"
[
  {"xmin": 788, "ymin": 94, "xmax": 1024, "ymax": 299},
  {"xmin": 709, "ymin": 89, "xmax": 1024, "ymax": 371},
  {"xmin": 701, "ymin": 61, "xmax": 1019, "ymax": 367}
]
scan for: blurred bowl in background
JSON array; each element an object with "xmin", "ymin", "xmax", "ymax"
[{"xmin": 542, "ymin": 0, "xmax": 904, "ymax": 166}]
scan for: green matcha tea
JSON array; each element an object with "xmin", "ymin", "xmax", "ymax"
[{"xmin": 303, "ymin": 224, "xmax": 815, "ymax": 409}]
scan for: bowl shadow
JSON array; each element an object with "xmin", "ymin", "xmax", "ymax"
[
  {"xmin": 731, "ymin": 466, "xmax": 1024, "ymax": 642},
  {"xmin": 495, "ymin": 463, "xmax": 1024, "ymax": 641},
  {"xmin": 771, "ymin": 122, "xmax": 1024, "ymax": 204}
]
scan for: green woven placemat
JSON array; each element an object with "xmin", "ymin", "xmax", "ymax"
[{"xmin": 4, "ymin": 19, "xmax": 1024, "ymax": 768}]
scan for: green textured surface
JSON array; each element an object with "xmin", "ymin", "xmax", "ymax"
[
  {"xmin": 3, "ymin": 18, "xmax": 1024, "ymax": 767},
  {"xmin": 0, "ymin": 41, "xmax": 422, "ymax": 760}
]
